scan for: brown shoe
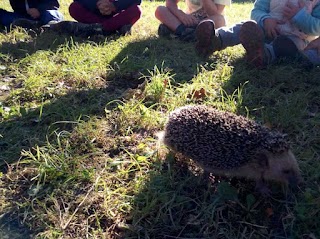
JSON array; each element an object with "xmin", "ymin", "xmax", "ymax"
[
  {"xmin": 195, "ymin": 19, "xmax": 221, "ymax": 57},
  {"xmin": 49, "ymin": 21, "xmax": 106, "ymax": 37},
  {"xmin": 119, "ymin": 24, "xmax": 132, "ymax": 36},
  {"xmin": 273, "ymin": 35, "xmax": 298, "ymax": 58},
  {"xmin": 239, "ymin": 21, "xmax": 265, "ymax": 68}
]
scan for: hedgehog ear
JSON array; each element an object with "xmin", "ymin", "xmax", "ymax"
[{"xmin": 256, "ymin": 152, "xmax": 269, "ymax": 169}]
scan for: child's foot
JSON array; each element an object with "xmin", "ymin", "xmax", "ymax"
[
  {"xmin": 119, "ymin": 24, "xmax": 132, "ymax": 36},
  {"xmin": 179, "ymin": 27, "xmax": 196, "ymax": 42},
  {"xmin": 273, "ymin": 35, "xmax": 298, "ymax": 58},
  {"xmin": 49, "ymin": 21, "xmax": 105, "ymax": 37},
  {"xmin": 158, "ymin": 24, "xmax": 172, "ymax": 38},
  {"xmin": 158, "ymin": 24, "xmax": 195, "ymax": 42},
  {"xmin": 0, "ymin": 23, "xmax": 5, "ymax": 32},
  {"xmin": 239, "ymin": 21, "xmax": 265, "ymax": 68},
  {"xmin": 11, "ymin": 19, "xmax": 42, "ymax": 30},
  {"xmin": 195, "ymin": 19, "xmax": 222, "ymax": 57}
]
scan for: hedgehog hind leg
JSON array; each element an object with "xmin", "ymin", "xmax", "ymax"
[{"xmin": 255, "ymin": 178, "xmax": 271, "ymax": 197}]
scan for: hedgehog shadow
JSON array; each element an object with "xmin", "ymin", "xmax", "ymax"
[{"xmin": 124, "ymin": 152, "xmax": 292, "ymax": 238}]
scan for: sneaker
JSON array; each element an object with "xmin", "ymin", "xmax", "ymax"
[
  {"xmin": 158, "ymin": 24, "xmax": 172, "ymax": 37},
  {"xmin": 40, "ymin": 20, "xmax": 60, "ymax": 31},
  {"xmin": 49, "ymin": 21, "xmax": 107, "ymax": 37},
  {"xmin": 119, "ymin": 24, "xmax": 132, "ymax": 36},
  {"xmin": 179, "ymin": 27, "xmax": 196, "ymax": 42},
  {"xmin": 11, "ymin": 18, "xmax": 42, "ymax": 30},
  {"xmin": 273, "ymin": 35, "xmax": 299, "ymax": 58},
  {"xmin": 195, "ymin": 19, "xmax": 222, "ymax": 57},
  {"xmin": 239, "ymin": 21, "xmax": 265, "ymax": 68}
]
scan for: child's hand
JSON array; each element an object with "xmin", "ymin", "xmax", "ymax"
[
  {"xmin": 97, "ymin": 0, "xmax": 116, "ymax": 15},
  {"xmin": 263, "ymin": 18, "xmax": 281, "ymax": 39},
  {"xmin": 27, "ymin": 8, "xmax": 40, "ymax": 19},
  {"xmin": 283, "ymin": 2, "xmax": 302, "ymax": 20},
  {"xmin": 177, "ymin": 11, "xmax": 198, "ymax": 27},
  {"xmin": 305, "ymin": 37, "xmax": 320, "ymax": 55}
]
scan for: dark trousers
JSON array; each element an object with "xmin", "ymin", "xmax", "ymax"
[
  {"xmin": 0, "ymin": 9, "xmax": 64, "ymax": 28},
  {"xmin": 69, "ymin": 2, "xmax": 141, "ymax": 31}
]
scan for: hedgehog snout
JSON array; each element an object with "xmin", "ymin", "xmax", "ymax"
[{"xmin": 262, "ymin": 149, "xmax": 301, "ymax": 186}]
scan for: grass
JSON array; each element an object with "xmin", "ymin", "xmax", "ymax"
[{"xmin": 1, "ymin": 0, "xmax": 320, "ymax": 238}]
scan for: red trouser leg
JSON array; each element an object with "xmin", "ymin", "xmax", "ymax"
[
  {"xmin": 69, "ymin": 2, "xmax": 104, "ymax": 24},
  {"xmin": 100, "ymin": 4, "xmax": 142, "ymax": 31},
  {"xmin": 69, "ymin": 2, "xmax": 142, "ymax": 31}
]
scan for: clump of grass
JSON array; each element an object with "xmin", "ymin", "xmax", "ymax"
[{"xmin": 143, "ymin": 65, "xmax": 174, "ymax": 104}]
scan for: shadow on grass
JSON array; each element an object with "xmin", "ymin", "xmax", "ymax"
[
  {"xmin": 0, "ymin": 72, "xmax": 145, "ymax": 237},
  {"xmin": 124, "ymin": 157, "xmax": 295, "ymax": 238},
  {"xmin": 0, "ymin": 74, "xmax": 145, "ymax": 170},
  {"xmin": 0, "ymin": 30, "xmax": 203, "ymax": 84},
  {"xmin": 0, "ymin": 213, "xmax": 32, "ymax": 239},
  {"xmin": 0, "ymin": 29, "xmax": 123, "ymax": 60},
  {"xmin": 108, "ymin": 37, "xmax": 203, "ymax": 83},
  {"xmin": 222, "ymin": 57, "xmax": 320, "ymax": 133}
]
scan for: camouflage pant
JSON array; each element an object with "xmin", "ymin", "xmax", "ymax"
[{"xmin": 191, "ymin": 8, "xmax": 208, "ymax": 23}]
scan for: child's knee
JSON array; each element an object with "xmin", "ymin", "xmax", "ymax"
[
  {"xmin": 155, "ymin": 6, "xmax": 169, "ymax": 19},
  {"xmin": 69, "ymin": 1, "xmax": 83, "ymax": 19},
  {"xmin": 208, "ymin": 14, "xmax": 226, "ymax": 28},
  {"xmin": 127, "ymin": 4, "xmax": 142, "ymax": 24},
  {"xmin": 303, "ymin": 49, "xmax": 320, "ymax": 65},
  {"xmin": 131, "ymin": 5, "xmax": 142, "ymax": 19}
]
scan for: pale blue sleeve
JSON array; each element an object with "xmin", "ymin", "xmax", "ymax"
[
  {"xmin": 291, "ymin": 3, "xmax": 320, "ymax": 36},
  {"xmin": 250, "ymin": 0, "xmax": 271, "ymax": 28}
]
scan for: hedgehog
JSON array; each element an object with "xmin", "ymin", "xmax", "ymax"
[{"xmin": 161, "ymin": 105, "xmax": 302, "ymax": 190}]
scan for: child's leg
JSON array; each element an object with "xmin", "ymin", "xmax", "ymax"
[
  {"xmin": 155, "ymin": 6, "xmax": 182, "ymax": 32},
  {"xmin": 40, "ymin": 10, "xmax": 64, "ymax": 25},
  {"xmin": 217, "ymin": 22, "xmax": 243, "ymax": 49},
  {"xmin": 69, "ymin": 1, "xmax": 104, "ymax": 24},
  {"xmin": 100, "ymin": 5, "xmax": 141, "ymax": 31},
  {"xmin": 302, "ymin": 49, "xmax": 320, "ymax": 65},
  {"xmin": 272, "ymin": 35, "xmax": 299, "ymax": 58},
  {"xmin": 0, "ymin": 9, "xmax": 24, "ymax": 28},
  {"xmin": 195, "ymin": 20, "xmax": 243, "ymax": 57},
  {"xmin": 207, "ymin": 14, "xmax": 226, "ymax": 28}
]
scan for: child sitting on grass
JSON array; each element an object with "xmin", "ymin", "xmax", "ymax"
[
  {"xmin": 50, "ymin": 0, "xmax": 141, "ymax": 37},
  {"xmin": 195, "ymin": 0, "xmax": 320, "ymax": 68},
  {"xmin": 155, "ymin": 0, "xmax": 231, "ymax": 42},
  {"xmin": 0, "ymin": 0, "xmax": 63, "ymax": 31}
]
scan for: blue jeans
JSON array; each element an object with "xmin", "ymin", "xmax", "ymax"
[
  {"xmin": 0, "ymin": 9, "xmax": 63, "ymax": 28},
  {"xmin": 216, "ymin": 21, "xmax": 320, "ymax": 66}
]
